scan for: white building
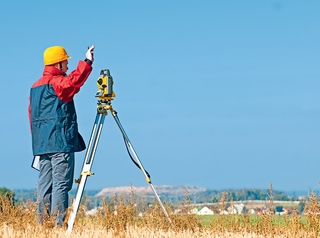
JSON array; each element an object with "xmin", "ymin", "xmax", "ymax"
[
  {"xmin": 234, "ymin": 203, "xmax": 245, "ymax": 214},
  {"xmin": 197, "ymin": 206, "xmax": 214, "ymax": 215}
]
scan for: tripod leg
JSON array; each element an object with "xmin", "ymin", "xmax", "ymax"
[
  {"xmin": 67, "ymin": 112, "xmax": 106, "ymax": 231},
  {"xmin": 111, "ymin": 111, "xmax": 173, "ymax": 226}
]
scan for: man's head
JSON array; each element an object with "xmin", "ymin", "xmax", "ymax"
[{"xmin": 43, "ymin": 46, "xmax": 71, "ymax": 73}]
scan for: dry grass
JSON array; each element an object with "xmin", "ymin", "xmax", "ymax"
[{"xmin": 1, "ymin": 185, "xmax": 320, "ymax": 238}]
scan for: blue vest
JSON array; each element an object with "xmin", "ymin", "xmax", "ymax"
[
  {"xmin": 30, "ymin": 84, "xmax": 86, "ymax": 155},
  {"xmin": 29, "ymin": 62, "xmax": 92, "ymax": 155}
]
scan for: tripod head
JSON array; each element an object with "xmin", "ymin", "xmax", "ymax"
[
  {"xmin": 95, "ymin": 69, "xmax": 116, "ymax": 101},
  {"xmin": 95, "ymin": 69, "xmax": 116, "ymax": 114}
]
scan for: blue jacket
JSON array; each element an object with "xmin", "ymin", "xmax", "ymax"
[{"xmin": 29, "ymin": 60, "xmax": 92, "ymax": 156}]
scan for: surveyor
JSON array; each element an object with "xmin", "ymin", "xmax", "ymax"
[{"xmin": 28, "ymin": 45, "xmax": 95, "ymax": 227}]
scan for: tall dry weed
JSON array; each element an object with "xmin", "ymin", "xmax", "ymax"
[{"xmin": 0, "ymin": 192, "xmax": 37, "ymax": 228}]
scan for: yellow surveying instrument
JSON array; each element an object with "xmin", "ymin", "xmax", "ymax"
[{"xmin": 67, "ymin": 69, "xmax": 173, "ymax": 231}]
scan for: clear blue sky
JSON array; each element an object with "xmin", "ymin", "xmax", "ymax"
[{"xmin": 0, "ymin": 1, "xmax": 319, "ymax": 193}]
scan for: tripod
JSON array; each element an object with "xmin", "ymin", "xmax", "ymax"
[{"xmin": 67, "ymin": 70, "xmax": 172, "ymax": 232}]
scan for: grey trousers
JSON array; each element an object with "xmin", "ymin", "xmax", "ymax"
[{"xmin": 37, "ymin": 152, "xmax": 75, "ymax": 226}]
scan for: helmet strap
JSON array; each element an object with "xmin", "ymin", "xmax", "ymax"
[{"xmin": 59, "ymin": 62, "xmax": 63, "ymax": 71}]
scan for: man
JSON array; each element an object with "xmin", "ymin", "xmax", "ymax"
[{"xmin": 29, "ymin": 45, "xmax": 95, "ymax": 227}]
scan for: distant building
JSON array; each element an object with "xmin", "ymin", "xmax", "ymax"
[
  {"xmin": 197, "ymin": 206, "xmax": 214, "ymax": 215},
  {"xmin": 219, "ymin": 210, "xmax": 229, "ymax": 215},
  {"xmin": 234, "ymin": 203, "xmax": 245, "ymax": 214},
  {"xmin": 86, "ymin": 207, "xmax": 100, "ymax": 216},
  {"xmin": 227, "ymin": 206, "xmax": 237, "ymax": 214},
  {"xmin": 249, "ymin": 208, "xmax": 255, "ymax": 214}
]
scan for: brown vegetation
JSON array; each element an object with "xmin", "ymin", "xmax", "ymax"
[{"xmin": 1, "ymin": 185, "xmax": 320, "ymax": 238}]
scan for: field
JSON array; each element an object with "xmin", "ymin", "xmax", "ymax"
[{"xmin": 1, "ymin": 187, "xmax": 320, "ymax": 238}]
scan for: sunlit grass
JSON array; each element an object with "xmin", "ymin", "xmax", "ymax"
[{"xmin": 1, "ymin": 185, "xmax": 320, "ymax": 237}]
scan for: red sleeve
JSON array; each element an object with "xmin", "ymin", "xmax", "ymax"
[{"xmin": 52, "ymin": 61, "xmax": 92, "ymax": 102}]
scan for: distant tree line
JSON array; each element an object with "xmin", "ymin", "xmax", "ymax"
[
  {"xmin": 1, "ymin": 186, "xmax": 308, "ymax": 215},
  {"xmin": 193, "ymin": 189, "xmax": 297, "ymax": 203},
  {"xmin": 9, "ymin": 187, "xmax": 302, "ymax": 209}
]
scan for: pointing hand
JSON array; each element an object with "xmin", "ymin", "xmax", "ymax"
[{"xmin": 86, "ymin": 45, "xmax": 95, "ymax": 62}]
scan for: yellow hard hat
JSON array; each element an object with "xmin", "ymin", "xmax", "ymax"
[{"xmin": 43, "ymin": 46, "xmax": 72, "ymax": 65}]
